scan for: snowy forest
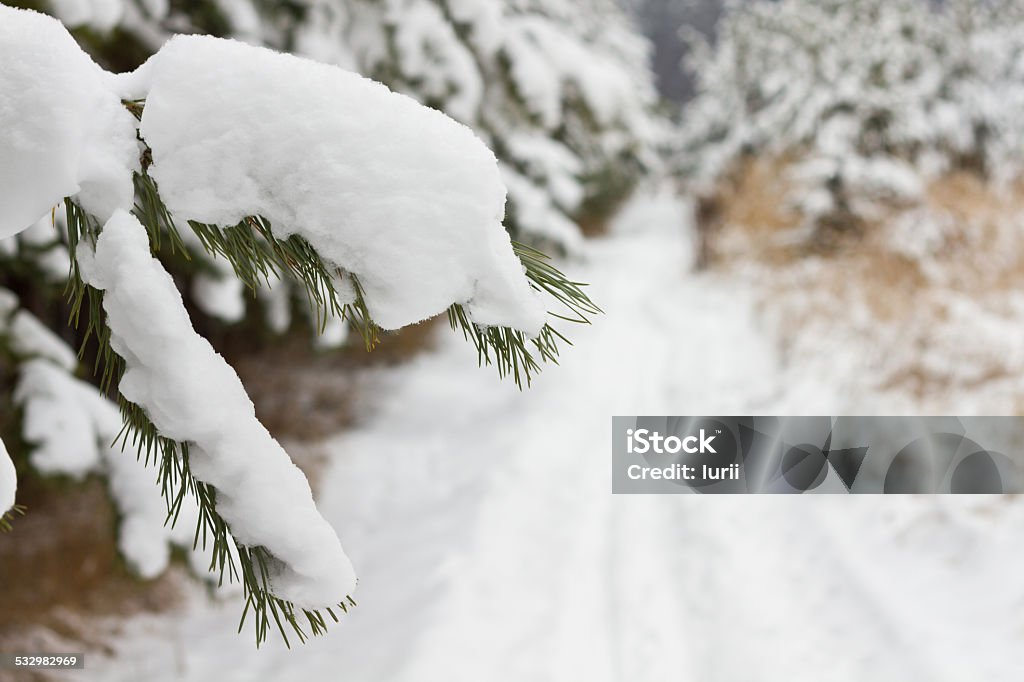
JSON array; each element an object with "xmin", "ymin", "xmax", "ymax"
[{"xmin": 3, "ymin": 0, "xmax": 1024, "ymax": 680}]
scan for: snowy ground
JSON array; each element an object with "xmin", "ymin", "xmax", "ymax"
[{"xmin": 81, "ymin": 190, "xmax": 1024, "ymax": 681}]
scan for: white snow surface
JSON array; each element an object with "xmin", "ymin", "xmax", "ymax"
[
  {"xmin": 82, "ymin": 190, "xmax": 1024, "ymax": 680},
  {"xmin": 0, "ymin": 7, "xmax": 137, "ymax": 239},
  {"xmin": 78, "ymin": 210, "xmax": 356, "ymax": 609},
  {"xmin": 132, "ymin": 34, "xmax": 545, "ymax": 335}
]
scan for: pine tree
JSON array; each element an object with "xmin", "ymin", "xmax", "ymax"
[
  {"xmin": 679, "ymin": 0, "xmax": 1024, "ymax": 254},
  {"xmin": 0, "ymin": 6, "xmax": 599, "ymax": 646}
]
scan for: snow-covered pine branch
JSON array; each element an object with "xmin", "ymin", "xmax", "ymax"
[
  {"xmin": 38, "ymin": 0, "xmax": 664, "ymax": 253},
  {"xmin": 0, "ymin": 6, "xmax": 597, "ymax": 645}
]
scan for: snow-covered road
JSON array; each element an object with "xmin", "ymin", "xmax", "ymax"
[{"xmin": 88, "ymin": 192, "xmax": 1024, "ymax": 681}]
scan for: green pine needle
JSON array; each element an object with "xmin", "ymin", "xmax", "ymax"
[{"xmin": 0, "ymin": 504, "xmax": 26, "ymax": 533}]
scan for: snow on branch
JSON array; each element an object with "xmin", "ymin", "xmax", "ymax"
[
  {"xmin": 127, "ymin": 34, "xmax": 547, "ymax": 335},
  {"xmin": 0, "ymin": 6, "xmax": 137, "ymax": 238},
  {"xmin": 0, "ymin": 438, "xmax": 16, "ymax": 531},
  {"xmin": 78, "ymin": 209, "xmax": 356, "ymax": 609},
  {"xmin": 0, "ymin": 5, "xmax": 598, "ymax": 646}
]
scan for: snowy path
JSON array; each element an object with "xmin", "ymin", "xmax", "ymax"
[{"xmin": 90, "ymin": 193, "xmax": 1024, "ymax": 681}]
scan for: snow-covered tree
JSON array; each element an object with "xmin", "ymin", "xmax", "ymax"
[
  {"xmin": 678, "ymin": 0, "xmax": 1024, "ymax": 253},
  {"xmin": 0, "ymin": 6, "xmax": 598, "ymax": 645}
]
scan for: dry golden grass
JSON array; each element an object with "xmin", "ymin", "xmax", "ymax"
[
  {"xmin": 718, "ymin": 155, "xmax": 803, "ymax": 238},
  {"xmin": 702, "ymin": 160, "xmax": 1024, "ymax": 312},
  {"xmin": 696, "ymin": 154, "xmax": 805, "ymax": 266}
]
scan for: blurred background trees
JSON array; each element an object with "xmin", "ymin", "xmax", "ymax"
[
  {"xmin": 675, "ymin": 0, "xmax": 1024, "ymax": 418},
  {"xmin": 680, "ymin": 0, "xmax": 1024, "ymax": 255}
]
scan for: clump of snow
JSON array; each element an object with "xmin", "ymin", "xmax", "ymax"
[
  {"xmin": 447, "ymin": 0, "xmax": 503, "ymax": 55},
  {"xmin": 505, "ymin": 134, "xmax": 584, "ymax": 213},
  {"xmin": 1, "ymin": 289, "xmax": 103, "ymax": 478},
  {"xmin": 14, "ymin": 361, "xmax": 107, "ymax": 478},
  {"xmin": 0, "ymin": 6, "xmax": 138, "ymax": 239},
  {"xmin": 7, "ymin": 309, "xmax": 79, "ymax": 371},
  {"xmin": 193, "ymin": 269, "xmax": 247, "ymax": 324},
  {"xmin": 0, "ymin": 290, "xmax": 16, "ymax": 320},
  {"xmin": 132, "ymin": 34, "xmax": 545, "ymax": 335},
  {"xmin": 500, "ymin": 165, "xmax": 584, "ymax": 252},
  {"xmin": 78, "ymin": 209, "xmax": 356, "ymax": 608},
  {"xmin": 315, "ymin": 316, "xmax": 350, "ymax": 351},
  {"xmin": 14, "ymin": 358, "xmax": 182, "ymax": 576},
  {"xmin": 0, "ymin": 438, "xmax": 15, "ymax": 517},
  {"xmin": 49, "ymin": 0, "xmax": 124, "ymax": 31},
  {"xmin": 10, "ymin": 213, "xmax": 74, "ymax": 282},
  {"xmin": 884, "ymin": 207, "xmax": 956, "ymax": 265},
  {"xmin": 389, "ymin": 0, "xmax": 482, "ymax": 124}
]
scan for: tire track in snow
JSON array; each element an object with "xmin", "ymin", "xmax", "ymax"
[{"xmin": 315, "ymin": 195, "xmax": 785, "ymax": 680}]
